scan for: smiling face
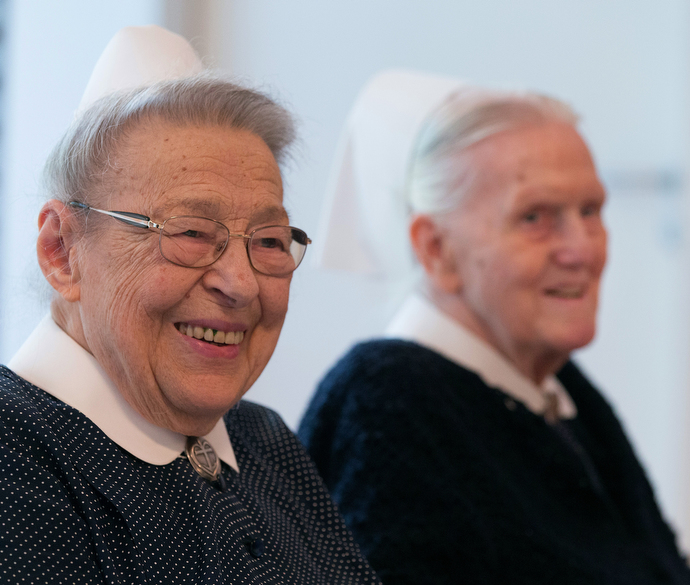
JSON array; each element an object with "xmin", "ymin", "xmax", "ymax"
[
  {"xmin": 65, "ymin": 120, "xmax": 290, "ymax": 434},
  {"xmin": 436, "ymin": 121, "xmax": 607, "ymax": 381}
]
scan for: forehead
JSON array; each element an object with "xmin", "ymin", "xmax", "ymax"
[
  {"xmin": 108, "ymin": 120, "xmax": 286, "ymax": 222},
  {"xmin": 460, "ymin": 121, "xmax": 604, "ymax": 211}
]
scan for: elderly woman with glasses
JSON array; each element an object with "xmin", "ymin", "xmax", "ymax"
[
  {"xmin": 298, "ymin": 70, "xmax": 690, "ymax": 584},
  {"xmin": 0, "ymin": 27, "xmax": 379, "ymax": 584}
]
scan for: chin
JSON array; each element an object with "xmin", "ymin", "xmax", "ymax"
[
  {"xmin": 548, "ymin": 328, "xmax": 597, "ymax": 356},
  {"xmin": 171, "ymin": 380, "xmax": 248, "ymax": 420}
]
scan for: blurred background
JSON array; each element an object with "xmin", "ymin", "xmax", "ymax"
[{"xmin": 0, "ymin": 0, "xmax": 688, "ymax": 551}]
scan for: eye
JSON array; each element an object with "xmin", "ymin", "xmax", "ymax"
[
  {"xmin": 581, "ymin": 203, "xmax": 601, "ymax": 218},
  {"xmin": 182, "ymin": 230, "xmax": 202, "ymax": 238},
  {"xmin": 522, "ymin": 210, "xmax": 541, "ymax": 224},
  {"xmin": 516, "ymin": 205, "xmax": 558, "ymax": 236},
  {"xmin": 257, "ymin": 237, "xmax": 286, "ymax": 251},
  {"xmin": 520, "ymin": 207, "xmax": 550, "ymax": 226}
]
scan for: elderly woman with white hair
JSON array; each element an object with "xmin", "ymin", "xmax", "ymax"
[
  {"xmin": 0, "ymin": 27, "xmax": 380, "ymax": 584},
  {"xmin": 298, "ymin": 71, "xmax": 690, "ymax": 584}
]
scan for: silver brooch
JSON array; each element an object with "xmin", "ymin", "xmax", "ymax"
[{"xmin": 185, "ymin": 436, "xmax": 221, "ymax": 482}]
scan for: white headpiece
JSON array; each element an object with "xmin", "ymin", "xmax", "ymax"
[
  {"xmin": 314, "ymin": 69, "xmax": 466, "ymax": 278},
  {"xmin": 79, "ymin": 25, "xmax": 204, "ymax": 112}
]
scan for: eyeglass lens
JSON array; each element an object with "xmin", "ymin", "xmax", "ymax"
[{"xmin": 159, "ymin": 216, "xmax": 308, "ymax": 275}]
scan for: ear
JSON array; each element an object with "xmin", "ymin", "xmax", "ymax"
[
  {"xmin": 409, "ymin": 213, "xmax": 462, "ymax": 294},
  {"xmin": 37, "ymin": 199, "xmax": 82, "ymax": 302}
]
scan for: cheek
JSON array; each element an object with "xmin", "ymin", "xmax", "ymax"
[
  {"xmin": 594, "ymin": 233, "xmax": 608, "ymax": 276},
  {"xmin": 470, "ymin": 244, "xmax": 545, "ymax": 301},
  {"xmin": 79, "ymin": 238, "xmax": 181, "ymax": 337},
  {"xmin": 258, "ymin": 278, "xmax": 290, "ymax": 328},
  {"xmin": 245, "ymin": 279, "xmax": 290, "ymax": 383}
]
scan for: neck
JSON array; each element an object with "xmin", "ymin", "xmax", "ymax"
[{"xmin": 423, "ymin": 283, "xmax": 568, "ymax": 385}]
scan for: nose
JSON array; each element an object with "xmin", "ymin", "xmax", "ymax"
[
  {"xmin": 200, "ymin": 239, "xmax": 260, "ymax": 306},
  {"xmin": 553, "ymin": 211, "xmax": 605, "ymax": 269}
]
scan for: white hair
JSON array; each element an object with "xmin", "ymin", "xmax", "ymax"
[
  {"xmin": 43, "ymin": 72, "xmax": 296, "ymax": 207},
  {"xmin": 407, "ymin": 88, "xmax": 578, "ymax": 214}
]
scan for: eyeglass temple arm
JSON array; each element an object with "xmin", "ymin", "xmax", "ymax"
[{"xmin": 68, "ymin": 201, "xmax": 158, "ymax": 229}]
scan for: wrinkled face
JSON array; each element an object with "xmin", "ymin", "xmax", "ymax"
[
  {"xmin": 442, "ymin": 122, "xmax": 607, "ymax": 369},
  {"xmin": 71, "ymin": 121, "xmax": 290, "ymax": 434}
]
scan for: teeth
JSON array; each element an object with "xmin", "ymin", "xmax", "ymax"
[
  {"xmin": 177, "ymin": 323, "xmax": 244, "ymax": 345},
  {"xmin": 547, "ymin": 288, "xmax": 583, "ymax": 298},
  {"xmin": 227, "ymin": 331, "xmax": 244, "ymax": 344}
]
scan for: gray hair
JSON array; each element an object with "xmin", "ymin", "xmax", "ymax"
[
  {"xmin": 42, "ymin": 72, "xmax": 296, "ymax": 206},
  {"xmin": 407, "ymin": 88, "xmax": 578, "ymax": 214}
]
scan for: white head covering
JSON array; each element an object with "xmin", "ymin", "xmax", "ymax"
[
  {"xmin": 79, "ymin": 25, "xmax": 204, "ymax": 112},
  {"xmin": 314, "ymin": 69, "xmax": 466, "ymax": 278}
]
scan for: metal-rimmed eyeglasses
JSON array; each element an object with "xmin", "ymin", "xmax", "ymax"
[{"xmin": 68, "ymin": 201, "xmax": 311, "ymax": 277}]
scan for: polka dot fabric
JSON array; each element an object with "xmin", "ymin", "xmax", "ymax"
[{"xmin": 0, "ymin": 367, "xmax": 380, "ymax": 584}]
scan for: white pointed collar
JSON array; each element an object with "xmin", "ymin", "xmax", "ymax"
[
  {"xmin": 8, "ymin": 315, "xmax": 239, "ymax": 472},
  {"xmin": 385, "ymin": 294, "xmax": 577, "ymax": 420}
]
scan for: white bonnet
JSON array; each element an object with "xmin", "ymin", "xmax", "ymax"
[
  {"xmin": 79, "ymin": 25, "xmax": 203, "ymax": 112},
  {"xmin": 314, "ymin": 69, "xmax": 466, "ymax": 278}
]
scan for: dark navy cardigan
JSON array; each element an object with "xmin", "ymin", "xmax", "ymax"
[
  {"xmin": 298, "ymin": 340, "xmax": 690, "ymax": 585},
  {"xmin": 0, "ymin": 366, "xmax": 380, "ymax": 585}
]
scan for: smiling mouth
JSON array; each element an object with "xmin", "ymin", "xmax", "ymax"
[
  {"xmin": 176, "ymin": 322, "xmax": 245, "ymax": 345},
  {"xmin": 544, "ymin": 286, "xmax": 585, "ymax": 299}
]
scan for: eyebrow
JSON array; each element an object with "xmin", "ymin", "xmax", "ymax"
[
  {"xmin": 150, "ymin": 197, "xmax": 289, "ymax": 226},
  {"xmin": 248, "ymin": 205, "xmax": 290, "ymax": 226},
  {"xmin": 151, "ymin": 197, "xmax": 223, "ymax": 219},
  {"xmin": 512, "ymin": 183, "xmax": 606, "ymax": 206}
]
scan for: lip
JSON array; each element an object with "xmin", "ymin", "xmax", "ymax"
[{"xmin": 174, "ymin": 319, "xmax": 247, "ymax": 359}]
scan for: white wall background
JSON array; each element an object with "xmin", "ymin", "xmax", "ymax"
[
  {"xmin": 1, "ymin": 0, "xmax": 689, "ymax": 551},
  {"xmin": 0, "ymin": 0, "xmax": 165, "ymax": 358}
]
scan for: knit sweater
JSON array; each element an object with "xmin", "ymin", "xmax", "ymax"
[{"xmin": 298, "ymin": 340, "xmax": 690, "ymax": 584}]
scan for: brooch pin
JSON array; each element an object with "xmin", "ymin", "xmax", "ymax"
[{"xmin": 185, "ymin": 436, "xmax": 221, "ymax": 482}]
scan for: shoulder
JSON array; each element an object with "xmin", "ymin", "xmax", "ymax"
[
  {"xmin": 226, "ymin": 399, "xmax": 295, "ymax": 454},
  {"xmin": 0, "ymin": 367, "xmax": 109, "ymax": 577},
  {"xmin": 0, "ymin": 366, "xmax": 68, "ymax": 450},
  {"xmin": 0, "ymin": 365, "xmax": 46, "ymax": 412},
  {"xmin": 309, "ymin": 338, "xmax": 482, "ymax": 412},
  {"xmin": 0, "ymin": 366, "xmax": 114, "ymax": 485},
  {"xmin": 298, "ymin": 340, "xmax": 499, "ymax": 489},
  {"xmin": 0, "ymin": 366, "xmax": 131, "ymax": 493},
  {"xmin": 229, "ymin": 398, "xmax": 289, "ymax": 434},
  {"xmin": 300, "ymin": 339, "xmax": 486, "ymax": 441},
  {"xmin": 225, "ymin": 399, "xmax": 315, "ymax": 479},
  {"xmin": 322, "ymin": 338, "xmax": 459, "ymax": 381},
  {"xmin": 556, "ymin": 360, "xmax": 621, "ymax": 429},
  {"xmin": 0, "ymin": 366, "xmax": 47, "ymax": 460}
]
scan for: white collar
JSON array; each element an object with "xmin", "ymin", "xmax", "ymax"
[
  {"xmin": 385, "ymin": 294, "xmax": 577, "ymax": 420},
  {"xmin": 8, "ymin": 315, "xmax": 239, "ymax": 471}
]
